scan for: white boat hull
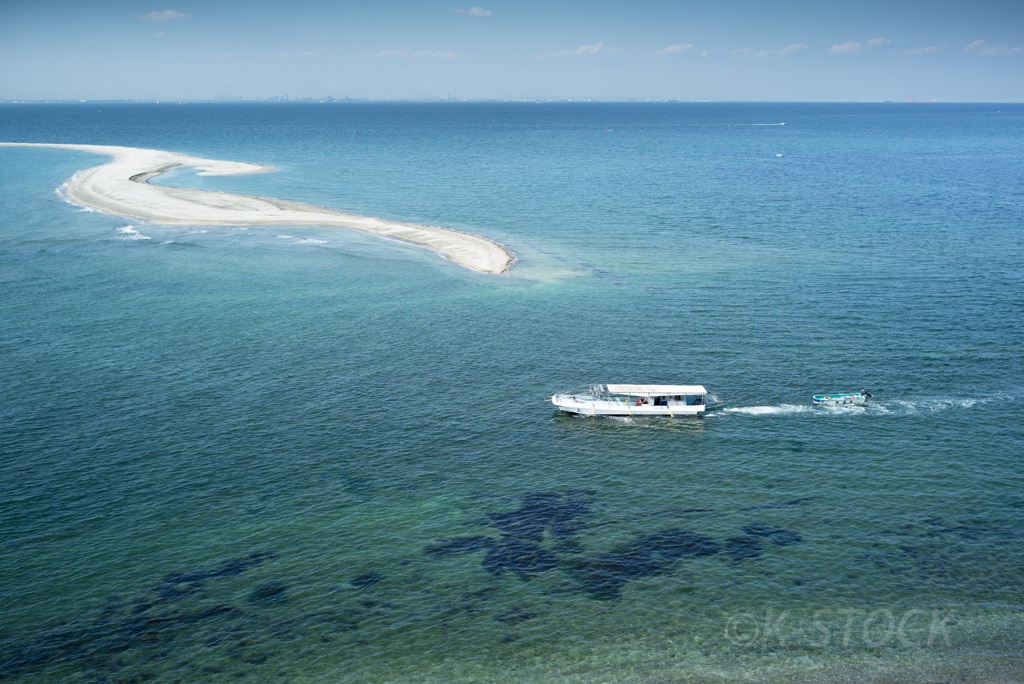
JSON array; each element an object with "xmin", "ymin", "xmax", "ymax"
[{"xmin": 551, "ymin": 393, "xmax": 706, "ymax": 417}]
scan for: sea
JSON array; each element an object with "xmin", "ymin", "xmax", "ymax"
[{"xmin": 1, "ymin": 102, "xmax": 1022, "ymax": 682}]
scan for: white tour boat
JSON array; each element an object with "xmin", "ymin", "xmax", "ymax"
[
  {"xmin": 812, "ymin": 391, "xmax": 871, "ymax": 407},
  {"xmin": 551, "ymin": 384, "xmax": 711, "ymax": 417}
]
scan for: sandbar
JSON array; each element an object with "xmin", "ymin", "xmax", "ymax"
[{"xmin": 0, "ymin": 142, "xmax": 514, "ymax": 274}]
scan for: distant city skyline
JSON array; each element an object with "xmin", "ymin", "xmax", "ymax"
[{"xmin": 2, "ymin": 1, "xmax": 1022, "ymax": 102}]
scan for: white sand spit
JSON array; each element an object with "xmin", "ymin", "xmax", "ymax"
[{"xmin": 1, "ymin": 142, "xmax": 514, "ymax": 274}]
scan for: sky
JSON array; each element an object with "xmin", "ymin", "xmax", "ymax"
[{"xmin": 2, "ymin": 1, "xmax": 1023, "ymax": 102}]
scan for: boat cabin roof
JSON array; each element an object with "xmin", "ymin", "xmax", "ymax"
[{"xmin": 603, "ymin": 384, "xmax": 707, "ymax": 395}]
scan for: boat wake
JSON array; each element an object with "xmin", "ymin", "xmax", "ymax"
[
  {"xmin": 719, "ymin": 404, "xmax": 813, "ymax": 417},
  {"xmin": 713, "ymin": 395, "xmax": 1013, "ymax": 419},
  {"xmin": 877, "ymin": 397, "xmax": 998, "ymax": 415}
]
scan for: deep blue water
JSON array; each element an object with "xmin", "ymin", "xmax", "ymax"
[{"xmin": 1, "ymin": 102, "xmax": 1023, "ymax": 682}]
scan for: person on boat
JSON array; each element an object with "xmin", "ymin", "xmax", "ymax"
[{"xmin": 635, "ymin": 396, "xmax": 647, "ymax": 406}]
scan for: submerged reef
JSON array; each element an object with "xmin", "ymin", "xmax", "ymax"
[
  {"xmin": 0, "ymin": 551, "xmax": 277, "ymax": 679},
  {"xmin": 425, "ymin": 535, "xmax": 496, "ymax": 558},
  {"xmin": 482, "ymin": 540, "xmax": 560, "ymax": 579},
  {"xmin": 568, "ymin": 529, "xmax": 721, "ymax": 600},
  {"xmin": 1, "ymin": 492, "xmax": 816, "ymax": 678},
  {"xmin": 422, "ymin": 491, "xmax": 595, "ymax": 579},
  {"xmin": 858, "ymin": 514, "xmax": 1019, "ymax": 587},
  {"xmin": 485, "ymin": 491, "xmax": 594, "ymax": 542},
  {"xmin": 743, "ymin": 523, "xmax": 805, "ymax": 546},
  {"xmin": 724, "ymin": 535, "xmax": 763, "ymax": 561},
  {"xmin": 350, "ymin": 571, "xmax": 384, "ymax": 589},
  {"xmin": 249, "ymin": 580, "xmax": 289, "ymax": 606},
  {"xmin": 425, "ymin": 490, "xmax": 807, "ymax": 600}
]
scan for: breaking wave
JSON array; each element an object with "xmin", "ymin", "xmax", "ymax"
[
  {"xmin": 56, "ymin": 182, "xmax": 95, "ymax": 211},
  {"xmin": 276, "ymin": 234, "xmax": 328, "ymax": 245},
  {"xmin": 117, "ymin": 225, "xmax": 150, "ymax": 241}
]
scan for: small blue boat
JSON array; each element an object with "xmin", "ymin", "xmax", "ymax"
[{"xmin": 812, "ymin": 391, "xmax": 871, "ymax": 407}]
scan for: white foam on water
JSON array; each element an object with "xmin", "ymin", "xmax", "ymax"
[
  {"xmin": 275, "ymin": 233, "xmax": 328, "ymax": 245},
  {"xmin": 878, "ymin": 397, "xmax": 986, "ymax": 415},
  {"xmin": 717, "ymin": 395, "xmax": 1014, "ymax": 420},
  {"xmin": 722, "ymin": 404, "xmax": 814, "ymax": 416},
  {"xmin": 877, "ymin": 393, "xmax": 1019, "ymax": 416},
  {"xmin": 117, "ymin": 225, "xmax": 150, "ymax": 240},
  {"xmin": 56, "ymin": 181, "xmax": 95, "ymax": 211}
]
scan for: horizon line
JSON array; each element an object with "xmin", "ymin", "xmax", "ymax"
[{"xmin": 2, "ymin": 98, "xmax": 1022, "ymax": 105}]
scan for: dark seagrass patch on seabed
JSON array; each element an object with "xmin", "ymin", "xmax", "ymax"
[
  {"xmin": 739, "ymin": 496, "xmax": 818, "ymax": 512},
  {"xmin": 350, "ymin": 571, "xmax": 384, "ymax": 589},
  {"xmin": 482, "ymin": 540, "xmax": 560, "ymax": 579},
  {"xmin": 0, "ymin": 551, "xmax": 277, "ymax": 679},
  {"xmin": 567, "ymin": 529, "xmax": 722, "ymax": 600},
  {"xmin": 725, "ymin": 535, "xmax": 763, "ymax": 561},
  {"xmin": 742, "ymin": 523, "xmax": 805, "ymax": 546},
  {"xmin": 424, "ymin": 491, "xmax": 807, "ymax": 602},
  {"xmin": 495, "ymin": 606, "xmax": 538, "ymax": 625},
  {"xmin": 160, "ymin": 551, "xmax": 278, "ymax": 592},
  {"xmin": 424, "ymin": 535, "xmax": 496, "ymax": 557},
  {"xmin": 485, "ymin": 491, "xmax": 595, "ymax": 542},
  {"xmin": 859, "ymin": 514, "xmax": 1019, "ymax": 585},
  {"xmin": 249, "ymin": 580, "xmax": 289, "ymax": 606},
  {"xmin": 423, "ymin": 491, "xmax": 595, "ymax": 580}
]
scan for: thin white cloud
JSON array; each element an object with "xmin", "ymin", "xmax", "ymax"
[
  {"xmin": 830, "ymin": 37, "xmax": 892, "ymax": 55},
  {"xmin": 731, "ymin": 43, "xmax": 809, "ymax": 59},
  {"xmin": 779, "ymin": 44, "xmax": 809, "ymax": 56},
  {"xmin": 452, "ymin": 7, "xmax": 492, "ymax": 18},
  {"xmin": 655, "ymin": 44, "xmax": 694, "ymax": 56},
  {"xmin": 965, "ymin": 39, "xmax": 1022, "ymax": 57},
  {"xmin": 377, "ymin": 48, "xmax": 465, "ymax": 61},
  {"xmin": 541, "ymin": 43, "xmax": 621, "ymax": 59},
  {"xmin": 830, "ymin": 41, "xmax": 861, "ymax": 54},
  {"xmin": 138, "ymin": 10, "xmax": 190, "ymax": 22},
  {"xmin": 905, "ymin": 45, "xmax": 946, "ymax": 56}
]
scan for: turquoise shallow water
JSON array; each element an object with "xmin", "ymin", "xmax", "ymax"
[{"xmin": 1, "ymin": 103, "xmax": 1023, "ymax": 682}]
